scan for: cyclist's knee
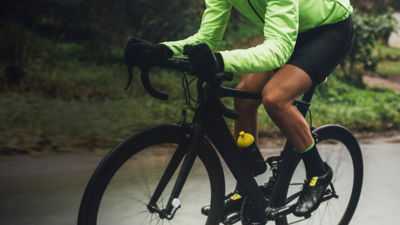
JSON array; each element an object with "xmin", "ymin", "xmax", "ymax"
[{"xmin": 262, "ymin": 91, "xmax": 289, "ymax": 114}]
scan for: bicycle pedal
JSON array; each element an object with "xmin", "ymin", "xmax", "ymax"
[
  {"xmin": 324, "ymin": 189, "xmax": 332, "ymax": 195},
  {"xmin": 323, "ymin": 190, "xmax": 339, "ymax": 200},
  {"xmin": 222, "ymin": 211, "xmax": 241, "ymax": 225}
]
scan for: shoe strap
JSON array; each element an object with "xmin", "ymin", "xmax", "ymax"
[
  {"xmin": 230, "ymin": 193, "xmax": 242, "ymax": 200},
  {"xmin": 309, "ymin": 177, "xmax": 319, "ymax": 187}
]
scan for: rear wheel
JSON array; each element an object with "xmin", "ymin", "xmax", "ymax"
[
  {"xmin": 78, "ymin": 125, "xmax": 225, "ymax": 225},
  {"xmin": 278, "ymin": 125, "xmax": 363, "ymax": 225}
]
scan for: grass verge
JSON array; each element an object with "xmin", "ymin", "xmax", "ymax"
[
  {"xmin": 2, "ymin": 68, "xmax": 400, "ymax": 154},
  {"xmin": 2, "ymin": 20, "xmax": 400, "ymax": 154}
]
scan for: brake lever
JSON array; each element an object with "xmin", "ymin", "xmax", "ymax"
[{"xmin": 125, "ymin": 48, "xmax": 152, "ymax": 90}]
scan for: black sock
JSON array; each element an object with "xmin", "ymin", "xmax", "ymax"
[{"xmin": 298, "ymin": 143, "xmax": 326, "ymax": 179}]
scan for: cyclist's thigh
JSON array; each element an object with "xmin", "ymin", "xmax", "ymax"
[
  {"xmin": 236, "ymin": 71, "xmax": 274, "ymax": 93},
  {"xmin": 262, "ymin": 64, "xmax": 312, "ymax": 105}
]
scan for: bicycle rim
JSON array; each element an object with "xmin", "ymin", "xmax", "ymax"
[{"xmin": 281, "ymin": 125, "xmax": 363, "ymax": 225}]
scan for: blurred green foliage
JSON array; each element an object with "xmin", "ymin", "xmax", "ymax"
[
  {"xmin": 0, "ymin": 0, "xmax": 202, "ymax": 70},
  {"xmin": 373, "ymin": 41, "xmax": 400, "ymax": 77},
  {"xmin": 1, "ymin": 69, "xmax": 400, "ymax": 153},
  {"xmin": 377, "ymin": 61, "xmax": 400, "ymax": 77},
  {"xmin": 339, "ymin": 9, "xmax": 397, "ymax": 87},
  {"xmin": 352, "ymin": 0, "xmax": 400, "ymax": 13},
  {"xmin": 311, "ymin": 76, "xmax": 400, "ymax": 130},
  {"xmin": 374, "ymin": 41, "xmax": 400, "ymax": 61},
  {"xmin": 1, "ymin": 1, "xmax": 400, "ymax": 153}
]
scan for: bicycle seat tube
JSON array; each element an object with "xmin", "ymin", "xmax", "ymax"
[{"xmin": 196, "ymin": 83, "xmax": 269, "ymax": 216}]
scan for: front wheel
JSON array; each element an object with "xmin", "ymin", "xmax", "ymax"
[
  {"xmin": 78, "ymin": 124, "xmax": 225, "ymax": 225},
  {"xmin": 279, "ymin": 124, "xmax": 363, "ymax": 225}
]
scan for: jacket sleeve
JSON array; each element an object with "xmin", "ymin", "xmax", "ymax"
[
  {"xmin": 220, "ymin": 0, "xmax": 299, "ymax": 75},
  {"xmin": 162, "ymin": 0, "xmax": 232, "ymax": 56}
]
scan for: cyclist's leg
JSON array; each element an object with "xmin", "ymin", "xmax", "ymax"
[
  {"xmin": 262, "ymin": 65, "xmax": 327, "ymax": 175},
  {"xmin": 262, "ymin": 64, "xmax": 332, "ymax": 216},
  {"xmin": 262, "ymin": 65, "xmax": 313, "ymax": 152},
  {"xmin": 234, "ymin": 71, "xmax": 274, "ymax": 140}
]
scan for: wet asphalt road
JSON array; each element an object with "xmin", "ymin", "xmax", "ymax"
[{"xmin": 0, "ymin": 135, "xmax": 400, "ymax": 225}]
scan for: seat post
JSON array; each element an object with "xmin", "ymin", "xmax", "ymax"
[
  {"xmin": 294, "ymin": 85, "xmax": 315, "ymax": 117},
  {"xmin": 302, "ymin": 85, "xmax": 315, "ymax": 103}
]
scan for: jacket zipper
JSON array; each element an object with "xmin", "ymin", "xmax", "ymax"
[{"xmin": 247, "ymin": 0, "xmax": 264, "ymax": 23}]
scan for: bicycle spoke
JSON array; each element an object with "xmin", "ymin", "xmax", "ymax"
[
  {"xmin": 132, "ymin": 208, "xmax": 150, "ymax": 218},
  {"xmin": 86, "ymin": 140, "xmax": 218, "ymax": 225},
  {"xmin": 140, "ymin": 213, "xmax": 150, "ymax": 225}
]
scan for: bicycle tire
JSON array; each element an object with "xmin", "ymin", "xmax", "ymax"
[
  {"xmin": 276, "ymin": 124, "xmax": 363, "ymax": 225},
  {"xmin": 78, "ymin": 124, "xmax": 225, "ymax": 225}
]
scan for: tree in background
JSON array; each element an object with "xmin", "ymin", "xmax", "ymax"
[
  {"xmin": 1, "ymin": 0, "xmax": 399, "ymax": 89},
  {"xmin": 0, "ymin": 0, "xmax": 202, "ymax": 86},
  {"xmin": 352, "ymin": 0, "xmax": 400, "ymax": 13}
]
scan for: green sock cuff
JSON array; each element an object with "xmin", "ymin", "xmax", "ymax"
[{"xmin": 298, "ymin": 139, "xmax": 315, "ymax": 153}]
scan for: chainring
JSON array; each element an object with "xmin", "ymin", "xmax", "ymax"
[{"xmin": 240, "ymin": 186, "xmax": 271, "ymax": 225}]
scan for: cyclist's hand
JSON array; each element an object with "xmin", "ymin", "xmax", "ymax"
[
  {"xmin": 124, "ymin": 37, "xmax": 173, "ymax": 68},
  {"xmin": 184, "ymin": 43, "xmax": 224, "ymax": 75}
]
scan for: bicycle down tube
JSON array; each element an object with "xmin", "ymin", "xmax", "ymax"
[{"xmin": 201, "ymin": 84, "xmax": 269, "ymax": 217}]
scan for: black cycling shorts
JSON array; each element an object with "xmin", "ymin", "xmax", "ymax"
[{"xmin": 285, "ymin": 15, "xmax": 354, "ymax": 84}]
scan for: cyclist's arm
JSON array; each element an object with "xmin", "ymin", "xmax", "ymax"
[
  {"xmin": 220, "ymin": 0, "xmax": 299, "ymax": 75},
  {"xmin": 161, "ymin": 0, "xmax": 232, "ymax": 55}
]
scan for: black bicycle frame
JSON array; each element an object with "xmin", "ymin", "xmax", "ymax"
[
  {"xmin": 155, "ymin": 82, "xmax": 269, "ymax": 218},
  {"xmin": 139, "ymin": 54, "xmax": 318, "ymax": 219},
  {"xmin": 158, "ymin": 79, "xmax": 317, "ymax": 221}
]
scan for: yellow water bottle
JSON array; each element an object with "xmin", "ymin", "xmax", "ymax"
[{"xmin": 237, "ymin": 131, "xmax": 267, "ymax": 176}]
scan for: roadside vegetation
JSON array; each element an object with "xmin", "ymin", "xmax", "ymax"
[
  {"xmin": 1, "ymin": 1, "xmax": 400, "ymax": 154},
  {"xmin": 375, "ymin": 42, "xmax": 400, "ymax": 77}
]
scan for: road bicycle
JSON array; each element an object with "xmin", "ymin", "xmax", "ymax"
[{"xmin": 78, "ymin": 56, "xmax": 363, "ymax": 225}]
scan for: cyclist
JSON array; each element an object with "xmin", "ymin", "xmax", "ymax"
[{"xmin": 125, "ymin": 0, "xmax": 353, "ymax": 218}]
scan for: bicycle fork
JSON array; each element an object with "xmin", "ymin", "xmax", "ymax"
[{"xmin": 147, "ymin": 123, "xmax": 202, "ymax": 220}]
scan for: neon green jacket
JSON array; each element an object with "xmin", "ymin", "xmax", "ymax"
[{"xmin": 162, "ymin": 0, "xmax": 352, "ymax": 75}]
